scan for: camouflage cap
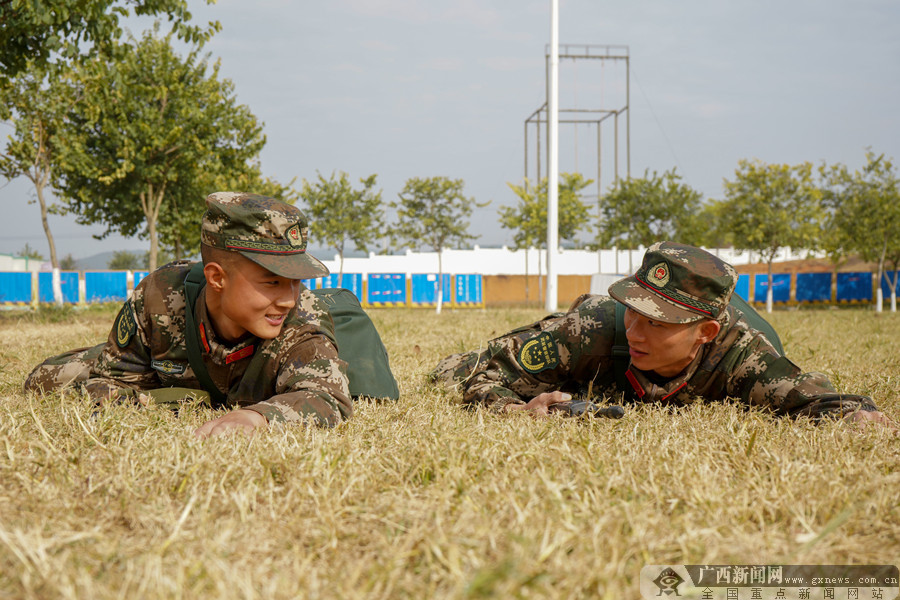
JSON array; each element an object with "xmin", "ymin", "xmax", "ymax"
[
  {"xmin": 200, "ymin": 192, "xmax": 329, "ymax": 279},
  {"xmin": 607, "ymin": 241, "xmax": 737, "ymax": 324}
]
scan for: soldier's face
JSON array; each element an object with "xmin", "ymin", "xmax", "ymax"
[
  {"xmin": 214, "ymin": 257, "xmax": 301, "ymax": 341},
  {"xmin": 623, "ymin": 308, "xmax": 711, "ymax": 377}
]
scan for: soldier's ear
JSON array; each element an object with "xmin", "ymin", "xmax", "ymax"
[
  {"xmin": 204, "ymin": 262, "xmax": 227, "ymax": 292},
  {"xmin": 697, "ymin": 319, "xmax": 721, "ymax": 344}
]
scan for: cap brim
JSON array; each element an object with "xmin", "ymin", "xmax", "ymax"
[
  {"xmin": 241, "ymin": 251, "xmax": 330, "ymax": 280},
  {"xmin": 608, "ymin": 276, "xmax": 706, "ymax": 324}
]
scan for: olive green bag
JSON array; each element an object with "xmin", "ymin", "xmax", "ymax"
[{"xmin": 310, "ymin": 288, "xmax": 400, "ymax": 400}]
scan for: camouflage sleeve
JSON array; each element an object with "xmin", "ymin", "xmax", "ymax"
[
  {"xmin": 244, "ymin": 334, "xmax": 352, "ymax": 428},
  {"xmin": 83, "ymin": 292, "xmax": 160, "ymax": 401},
  {"xmin": 462, "ymin": 297, "xmax": 614, "ymax": 412},
  {"xmin": 725, "ymin": 332, "xmax": 878, "ymax": 418}
]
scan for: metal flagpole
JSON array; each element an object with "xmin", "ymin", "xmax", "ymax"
[{"xmin": 545, "ymin": 0, "xmax": 559, "ymax": 311}]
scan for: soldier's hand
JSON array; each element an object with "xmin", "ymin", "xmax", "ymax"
[
  {"xmin": 843, "ymin": 409, "xmax": 899, "ymax": 433},
  {"xmin": 504, "ymin": 391, "xmax": 572, "ymax": 417},
  {"xmin": 194, "ymin": 409, "xmax": 268, "ymax": 439}
]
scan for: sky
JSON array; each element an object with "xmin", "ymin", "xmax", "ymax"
[{"xmin": 1, "ymin": 0, "xmax": 899, "ymax": 260}]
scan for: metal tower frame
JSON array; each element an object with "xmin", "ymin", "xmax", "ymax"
[{"xmin": 524, "ymin": 44, "xmax": 631, "ymax": 202}]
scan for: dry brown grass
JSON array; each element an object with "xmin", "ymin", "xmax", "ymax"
[{"xmin": 0, "ymin": 306, "xmax": 898, "ymax": 599}]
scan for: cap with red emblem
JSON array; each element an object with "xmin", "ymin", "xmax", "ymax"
[
  {"xmin": 200, "ymin": 192, "xmax": 329, "ymax": 279},
  {"xmin": 608, "ymin": 241, "xmax": 737, "ymax": 323}
]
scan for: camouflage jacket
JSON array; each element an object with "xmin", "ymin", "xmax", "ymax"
[
  {"xmin": 87, "ymin": 261, "xmax": 351, "ymax": 426},
  {"xmin": 432, "ymin": 295, "xmax": 878, "ymax": 418}
]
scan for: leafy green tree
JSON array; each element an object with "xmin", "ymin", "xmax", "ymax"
[
  {"xmin": 53, "ymin": 31, "xmax": 267, "ymax": 271},
  {"xmin": 156, "ymin": 162, "xmax": 299, "ymax": 261},
  {"xmin": 390, "ymin": 176, "xmax": 487, "ymax": 314},
  {"xmin": 597, "ymin": 168, "xmax": 707, "ymax": 260},
  {"xmin": 18, "ymin": 243, "xmax": 44, "ymax": 261},
  {"xmin": 714, "ymin": 160, "xmax": 823, "ymax": 312},
  {"xmin": 820, "ymin": 152, "xmax": 900, "ymax": 312},
  {"xmin": 0, "ymin": 0, "xmax": 217, "ymax": 81},
  {"xmin": 59, "ymin": 254, "xmax": 77, "ymax": 270},
  {"xmin": 301, "ymin": 171, "xmax": 383, "ymax": 281},
  {"xmin": 499, "ymin": 172, "xmax": 592, "ymax": 301},
  {"xmin": 0, "ymin": 62, "xmax": 71, "ymax": 270},
  {"xmin": 108, "ymin": 250, "xmax": 140, "ymax": 271}
]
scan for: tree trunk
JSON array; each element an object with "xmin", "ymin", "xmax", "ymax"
[
  {"xmin": 891, "ymin": 268, "xmax": 899, "ymax": 313},
  {"xmin": 338, "ymin": 246, "xmax": 345, "ymax": 285},
  {"xmin": 524, "ymin": 247, "xmax": 530, "ymax": 303},
  {"xmin": 436, "ymin": 249, "xmax": 443, "ymax": 315},
  {"xmin": 34, "ymin": 179, "xmax": 59, "ymax": 270},
  {"xmin": 876, "ymin": 238, "xmax": 887, "ymax": 313},
  {"xmin": 174, "ymin": 236, "xmax": 183, "ymax": 261},
  {"xmin": 766, "ymin": 258, "xmax": 774, "ymax": 314},
  {"xmin": 538, "ymin": 247, "xmax": 544, "ymax": 305},
  {"xmin": 141, "ymin": 183, "xmax": 166, "ymax": 272}
]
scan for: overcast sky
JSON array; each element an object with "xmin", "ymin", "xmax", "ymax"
[{"xmin": 2, "ymin": 0, "xmax": 898, "ymax": 260}]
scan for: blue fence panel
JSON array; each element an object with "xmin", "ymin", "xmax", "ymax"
[
  {"xmin": 301, "ymin": 278, "xmax": 318, "ymax": 290},
  {"xmin": 319, "ymin": 273, "xmax": 363, "ymax": 299},
  {"xmin": 85, "ymin": 271, "xmax": 128, "ymax": 302},
  {"xmin": 753, "ymin": 273, "xmax": 791, "ymax": 303},
  {"xmin": 367, "ymin": 273, "xmax": 406, "ymax": 305},
  {"xmin": 795, "ymin": 272, "xmax": 831, "ymax": 303},
  {"xmin": 879, "ymin": 270, "xmax": 900, "ymax": 298},
  {"xmin": 411, "ymin": 273, "xmax": 452, "ymax": 305},
  {"xmin": 0, "ymin": 272, "xmax": 32, "ymax": 303},
  {"xmin": 454, "ymin": 274, "xmax": 483, "ymax": 304},
  {"xmin": 134, "ymin": 271, "xmax": 150, "ymax": 287},
  {"xmin": 734, "ymin": 274, "xmax": 750, "ymax": 302},
  {"xmin": 836, "ymin": 272, "xmax": 872, "ymax": 302},
  {"xmin": 38, "ymin": 271, "xmax": 79, "ymax": 304}
]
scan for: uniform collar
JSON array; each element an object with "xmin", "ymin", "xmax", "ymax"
[
  {"xmin": 195, "ymin": 287, "xmax": 256, "ymax": 364},
  {"xmin": 626, "ymin": 350, "xmax": 705, "ymax": 403}
]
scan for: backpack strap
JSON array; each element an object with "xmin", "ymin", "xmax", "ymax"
[
  {"xmin": 612, "ymin": 301, "xmax": 633, "ymax": 400},
  {"xmin": 183, "ymin": 262, "xmax": 227, "ymax": 404}
]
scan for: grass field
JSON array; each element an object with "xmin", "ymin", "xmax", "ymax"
[{"xmin": 0, "ymin": 306, "xmax": 898, "ymax": 599}]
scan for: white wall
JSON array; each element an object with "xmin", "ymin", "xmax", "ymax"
[
  {"xmin": 317, "ymin": 246, "xmax": 818, "ymax": 277},
  {"xmin": 0, "ymin": 253, "xmax": 41, "ymax": 272}
]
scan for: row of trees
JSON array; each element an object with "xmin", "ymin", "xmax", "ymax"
[
  {"xmin": 497, "ymin": 153, "xmax": 900, "ymax": 312},
  {"xmin": 300, "ymin": 173, "xmax": 485, "ymax": 314},
  {"xmin": 1, "ymin": 8, "xmax": 290, "ymax": 283}
]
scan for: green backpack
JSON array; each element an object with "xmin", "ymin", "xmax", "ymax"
[
  {"xmin": 311, "ymin": 288, "xmax": 400, "ymax": 400},
  {"xmin": 181, "ymin": 263, "xmax": 399, "ymax": 403}
]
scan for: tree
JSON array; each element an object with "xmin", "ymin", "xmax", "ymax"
[
  {"xmin": 390, "ymin": 176, "xmax": 487, "ymax": 314},
  {"xmin": 53, "ymin": 30, "xmax": 267, "ymax": 271},
  {"xmin": 499, "ymin": 172, "xmax": 592, "ymax": 302},
  {"xmin": 0, "ymin": 62, "xmax": 70, "ymax": 270},
  {"xmin": 0, "ymin": 0, "xmax": 217, "ymax": 81},
  {"xmin": 301, "ymin": 171, "xmax": 384, "ymax": 281},
  {"xmin": 820, "ymin": 152, "xmax": 900, "ymax": 312},
  {"xmin": 59, "ymin": 254, "xmax": 77, "ymax": 270},
  {"xmin": 597, "ymin": 169, "xmax": 707, "ymax": 271},
  {"xmin": 108, "ymin": 250, "xmax": 140, "ymax": 271},
  {"xmin": 156, "ymin": 161, "xmax": 299, "ymax": 261},
  {"xmin": 18, "ymin": 243, "xmax": 44, "ymax": 261},
  {"xmin": 714, "ymin": 160, "xmax": 823, "ymax": 312}
]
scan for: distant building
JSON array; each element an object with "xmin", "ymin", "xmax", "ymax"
[{"xmin": 0, "ymin": 253, "xmax": 42, "ymax": 272}]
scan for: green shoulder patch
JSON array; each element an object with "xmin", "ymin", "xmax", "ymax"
[
  {"xmin": 115, "ymin": 302, "xmax": 137, "ymax": 348},
  {"xmin": 517, "ymin": 332, "xmax": 560, "ymax": 374}
]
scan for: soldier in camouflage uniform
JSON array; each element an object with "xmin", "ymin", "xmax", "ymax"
[
  {"xmin": 25, "ymin": 192, "xmax": 352, "ymax": 438},
  {"xmin": 432, "ymin": 241, "xmax": 895, "ymax": 427}
]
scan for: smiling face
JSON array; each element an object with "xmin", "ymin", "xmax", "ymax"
[
  {"xmin": 206, "ymin": 254, "xmax": 301, "ymax": 342},
  {"xmin": 623, "ymin": 307, "xmax": 720, "ymax": 377}
]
